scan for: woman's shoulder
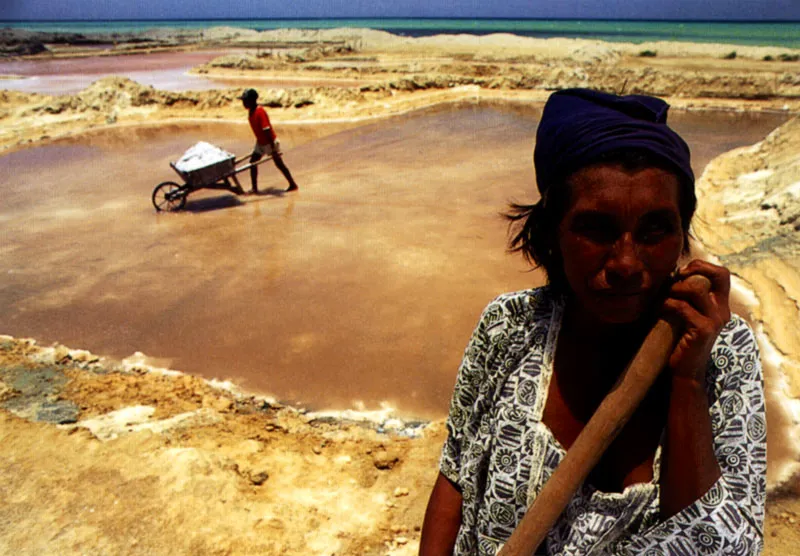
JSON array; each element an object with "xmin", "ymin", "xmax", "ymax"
[
  {"xmin": 485, "ymin": 285, "xmax": 558, "ymax": 312},
  {"xmin": 476, "ymin": 286, "xmax": 560, "ymax": 336},
  {"xmin": 715, "ymin": 313, "xmax": 759, "ymax": 355},
  {"xmin": 707, "ymin": 313, "xmax": 762, "ymax": 401}
]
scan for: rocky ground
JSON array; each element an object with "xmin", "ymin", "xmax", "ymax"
[
  {"xmin": 1, "ymin": 27, "xmax": 800, "ymax": 554},
  {"xmin": 0, "ymin": 330, "xmax": 798, "ymax": 554},
  {"xmin": 0, "ymin": 336, "xmax": 440, "ymax": 555}
]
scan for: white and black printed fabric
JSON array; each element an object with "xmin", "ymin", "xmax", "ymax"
[{"xmin": 440, "ymin": 286, "xmax": 766, "ymax": 555}]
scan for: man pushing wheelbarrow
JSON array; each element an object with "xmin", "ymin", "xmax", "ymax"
[{"xmin": 240, "ymin": 88, "xmax": 299, "ymax": 194}]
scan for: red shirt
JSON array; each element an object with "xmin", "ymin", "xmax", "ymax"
[{"xmin": 248, "ymin": 106, "xmax": 277, "ymax": 144}]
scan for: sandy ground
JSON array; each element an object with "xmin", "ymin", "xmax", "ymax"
[
  {"xmin": 0, "ymin": 336, "xmax": 439, "ymax": 555},
  {"xmin": 1, "ymin": 28, "xmax": 800, "ymax": 554}
]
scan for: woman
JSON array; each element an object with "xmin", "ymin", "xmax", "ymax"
[{"xmin": 420, "ymin": 89, "xmax": 766, "ymax": 555}]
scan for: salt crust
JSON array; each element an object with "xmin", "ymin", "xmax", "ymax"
[
  {"xmin": 2, "ymin": 336, "xmax": 421, "ymax": 435},
  {"xmin": 62, "ymin": 405, "xmax": 222, "ymax": 441},
  {"xmin": 173, "ymin": 141, "xmax": 234, "ymax": 173}
]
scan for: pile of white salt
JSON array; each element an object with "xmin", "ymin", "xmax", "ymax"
[{"xmin": 174, "ymin": 142, "xmax": 234, "ymax": 173}]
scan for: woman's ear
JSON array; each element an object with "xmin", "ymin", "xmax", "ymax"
[{"xmin": 681, "ymin": 235, "xmax": 704, "ymax": 264}]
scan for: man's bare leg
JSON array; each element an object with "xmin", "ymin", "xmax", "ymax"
[
  {"xmin": 273, "ymin": 153, "xmax": 298, "ymax": 192},
  {"xmin": 249, "ymin": 152, "xmax": 261, "ymax": 194}
]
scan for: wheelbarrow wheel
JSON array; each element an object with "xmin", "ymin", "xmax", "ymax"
[{"xmin": 152, "ymin": 181, "xmax": 187, "ymax": 212}]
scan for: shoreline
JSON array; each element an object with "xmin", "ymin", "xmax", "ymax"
[
  {"xmin": 0, "ymin": 334, "xmax": 428, "ymax": 433},
  {"xmin": 692, "ymin": 115, "xmax": 800, "ymax": 494},
  {"xmin": 2, "ymin": 21, "xmax": 800, "ymax": 49},
  {"xmin": 0, "ymin": 334, "xmax": 442, "ymax": 554},
  {"xmin": 2, "ymin": 26, "xmax": 800, "ymax": 154},
  {"xmin": 1, "ymin": 83, "xmax": 798, "ymax": 157},
  {"xmin": 1, "ymin": 27, "xmax": 799, "ymax": 154}
]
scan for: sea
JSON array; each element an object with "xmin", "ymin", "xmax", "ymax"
[{"xmin": 2, "ymin": 18, "xmax": 800, "ymax": 49}]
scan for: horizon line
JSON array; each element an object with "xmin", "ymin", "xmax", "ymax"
[{"xmin": 3, "ymin": 17, "xmax": 800, "ymax": 24}]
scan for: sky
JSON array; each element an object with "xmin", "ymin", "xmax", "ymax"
[{"xmin": 3, "ymin": 0, "xmax": 800, "ymax": 21}]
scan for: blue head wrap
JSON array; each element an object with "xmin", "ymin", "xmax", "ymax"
[{"xmin": 533, "ymin": 88, "xmax": 694, "ymax": 195}]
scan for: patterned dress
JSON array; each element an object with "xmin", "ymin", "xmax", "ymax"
[{"xmin": 441, "ymin": 287, "xmax": 766, "ymax": 555}]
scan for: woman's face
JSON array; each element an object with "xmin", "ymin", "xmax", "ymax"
[{"xmin": 557, "ymin": 163, "xmax": 685, "ymax": 325}]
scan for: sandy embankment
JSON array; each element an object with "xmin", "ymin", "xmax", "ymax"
[
  {"xmin": 0, "ymin": 336, "xmax": 438, "ymax": 555},
  {"xmin": 694, "ymin": 117, "xmax": 800, "ymax": 488},
  {"xmin": 3, "ymin": 27, "xmax": 800, "ymax": 153},
  {"xmin": 1, "ymin": 28, "xmax": 800, "ymax": 553}
]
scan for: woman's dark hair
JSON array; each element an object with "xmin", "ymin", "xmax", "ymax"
[{"xmin": 505, "ymin": 149, "xmax": 696, "ymax": 294}]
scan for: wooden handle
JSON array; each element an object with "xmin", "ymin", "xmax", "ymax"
[
  {"xmin": 235, "ymin": 154, "xmax": 274, "ymax": 174},
  {"xmin": 498, "ymin": 275, "xmax": 711, "ymax": 555}
]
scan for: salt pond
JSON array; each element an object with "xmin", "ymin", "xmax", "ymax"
[
  {"xmin": 0, "ymin": 103, "xmax": 788, "ymax": 417},
  {"xmin": 0, "ymin": 50, "xmax": 373, "ymax": 94}
]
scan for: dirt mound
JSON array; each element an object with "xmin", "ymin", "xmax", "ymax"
[
  {"xmin": 16, "ymin": 77, "xmax": 362, "ymax": 119},
  {"xmin": 0, "ymin": 28, "xmax": 154, "ymax": 56},
  {"xmin": 253, "ymin": 27, "xmax": 399, "ymax": 48},
  {"xmin": 693, "ymin": 117, "xmax": 800, "ymax": 498},
  {"xmin": 200, "ymin": 48, "xmax": 800, "ymax": 101},
  {"xmin": 359, "ymin": 65, "xmax": 800, "ymax": 100},
  {"xmin": 0, "ymin": 335, "xmax": 439, "ymax": 554},
  {"xmin": 0, "ymin": 38, "xmax": 47, "ymax": 57},
  {"xmin": 0, "ymin": 28, "xmax": 101, "ymax": 57},
  {"xmin": 205, "ymin": 53, "xmax": 271, "ymax": 70},
  {"xmin": 698, "ymin": 116, "xmax": 800, "ymax": 252},
  {"xmin": 44, "ymin": 77, "xmax": 165, "ymax": 113}
]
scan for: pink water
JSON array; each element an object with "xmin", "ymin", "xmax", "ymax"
[
  {"xmin": 0, "ymin": 50, "xmax": 367, "ymax": 94},
  {"xmin": 0, "ymin": 104, "xmax": 787, "ymax": 418}
]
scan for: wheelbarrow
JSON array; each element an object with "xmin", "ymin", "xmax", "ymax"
[{"xmin": 151, "ymin": 142, "xmax": 274, "ymax": 212}]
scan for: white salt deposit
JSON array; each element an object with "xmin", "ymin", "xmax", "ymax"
[
  {"xmin": 67, "ymin": 406, "xmax": 222, "ymax": 441},
  {"xmin": 764, "ymin": 180, "xmax": 800, "ymax": 204},
  {"xmin": 728, "ymin": 275, "xmax": 800, "ymax": 491},
  {"xmin": 756, "ymin": 327, "xmax": 800, "ymax": 489},
  {"xmin": 304, "ymin": 401, "xmax": 426, "ymax": 437},
  {"xmin": 736, "ymin": 169, "xmax": 774, "ymax": 184},
  {"xmin": 174, "ymin": 141, "xmax": 234, "ymax": 173},
  {"xmin": 121, "ymin": 351, "xmax": 183, "ymax": 377}
]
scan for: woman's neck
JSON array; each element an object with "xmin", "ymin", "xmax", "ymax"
[{"xmin": 562, "ymin": 298, "xmax": 650, "ymax": 348}]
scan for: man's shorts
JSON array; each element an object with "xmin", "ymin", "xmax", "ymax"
[{"xmin": 253, "ymin": 139, "xmax": 281, "ymax": 158}]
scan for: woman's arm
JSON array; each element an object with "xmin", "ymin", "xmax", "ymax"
[
  {"xmin": 419, "ymin": 472, "xmax": 463, "ymax": 555},
  {"xmin": 658, "ymin": 260, "xmax": 729, "ymax": 516},
  {"xmin": 626, "ymin": 315, "xmax": 766, "ymax": 553},
  {"xmin": 420, "ymin": 293, "xmax": 517, "ymax": 554},
  {"xmin": 659, "ymin": 375, "xmax": 721, "ymax": 518},
  {"xmin": 624, "ymin": 261, "xmax": 766, "ymax": 552}
]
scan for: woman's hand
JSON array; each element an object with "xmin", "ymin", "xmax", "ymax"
[
  {"xmin": 658, "ymin": 260, "xmax": 729, "ymax": 517},
  {"xmin": 662, "ymin": 259, "xmax": 731, "ymax": 383}
]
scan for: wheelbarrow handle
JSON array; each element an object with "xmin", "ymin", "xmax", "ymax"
[
  {"xmin": 234, "ymin": 149, "xmax": 280, "ymax": 166},
  {"xmin": 498, "ymin": 275, "xmax": 711, "ymax": 555},
  {"xmin": 235, "ymin": 155, "xmax": 274, "ymax": 174}
]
